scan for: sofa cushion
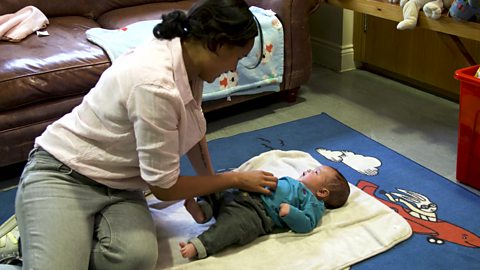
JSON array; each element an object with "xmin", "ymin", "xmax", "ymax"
[
  {"xmin": 0, "ymin": 16, "xmax": 110, "ymax": 112},
  {"xmin": 0, "ymin": 96, "xmax": 85, "ymax": 167},
  {"xmin": 0, "ymin": 0, "xmax": 187, "ymax": 19},
  {"xmin": 96, "ymin": 1, "xmax": 195, "ymax": 29}
]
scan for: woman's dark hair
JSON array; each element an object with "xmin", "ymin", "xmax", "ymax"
[{"xmin": 153, "ymin": 0, "xmax": 258, "ymax": 52}]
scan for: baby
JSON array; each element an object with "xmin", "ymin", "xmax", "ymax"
[{"xmin": 180, "ymin": 165, "xmax": 350, "ymax": 259}]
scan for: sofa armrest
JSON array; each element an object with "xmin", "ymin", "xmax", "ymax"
[{"xmin": 246, "ymin": 0, "xmax": 323, "ymax": 91}]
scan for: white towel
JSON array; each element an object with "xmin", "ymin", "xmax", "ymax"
[
  {"xmin": 0, "ymin": 6, "xmax": 49, "ymax": 42},
  {"xmin": 150, "ymin": 150, "xmax": 412, "ymax": 270}
]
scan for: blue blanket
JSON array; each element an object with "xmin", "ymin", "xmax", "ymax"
[{"xmin": 86, "ymin": 6, "xmax": 284, "ymax": 102}]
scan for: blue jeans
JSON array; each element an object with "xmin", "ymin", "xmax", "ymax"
[{"xmin": 13, "ymin": 148, "xmax": 158, "ymax": 270}]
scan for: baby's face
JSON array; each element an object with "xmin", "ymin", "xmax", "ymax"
[{"xmin": 299, "ymin": 165, "xmax": 337, "ymax": 190}]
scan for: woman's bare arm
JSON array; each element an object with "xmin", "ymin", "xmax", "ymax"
[{"xmin": 186, "ymin": 136, "xmax": 215, "ymax": 176}]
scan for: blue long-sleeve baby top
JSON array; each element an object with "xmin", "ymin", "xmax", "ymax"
[{"xmin": 260, "ymin": 176, "xmax": 325, "ymax": 233}]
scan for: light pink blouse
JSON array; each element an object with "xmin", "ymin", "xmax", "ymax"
[{"xmin": 36, "ymin": 37, "xmax": 206, "ymax": 190}]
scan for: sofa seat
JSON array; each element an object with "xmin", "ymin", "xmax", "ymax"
[
  {"xmin": 0, "ymin": 17, "xmax": 108, "ymax": 111},
  {"xmin": 0, "ymin": 17, "xmax": 112, "ymax": 166}
]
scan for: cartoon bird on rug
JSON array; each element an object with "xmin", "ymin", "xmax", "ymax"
[
  {"xmin": 382, "ymin": 188, "xmax": 438, "ymax": 222},
  {"xmin": 389, "ymin": 0, "xmax": 453, "ymax": 30},
  {"xmin": 357, "ymin": 180, "xmax": 480, "ymax": 247}
]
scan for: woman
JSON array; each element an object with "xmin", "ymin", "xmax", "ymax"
[{"xmin": 8, "ymin": 0, "xmax": 277, "ymax": 269}]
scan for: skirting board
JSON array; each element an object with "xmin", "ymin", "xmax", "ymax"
[{"xmin": 311, "ymin": 36, "xmax": 356, "ymax": 72}]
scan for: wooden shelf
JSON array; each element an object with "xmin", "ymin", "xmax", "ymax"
[{"xmin": 327, "ymin": 0, "xmax": 480, "ymax": 42}]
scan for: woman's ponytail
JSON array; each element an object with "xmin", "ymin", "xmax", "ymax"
[{"xmin": 153, "ymin": 10, "xmax": 191, "ymax": 40}]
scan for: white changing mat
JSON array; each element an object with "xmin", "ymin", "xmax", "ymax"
[{"xmin": 150, "ymin": 150, "xmax": 412, "ymax": 270}]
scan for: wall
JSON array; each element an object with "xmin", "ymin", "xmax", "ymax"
[{"xmin": 309, "ymin": 5, "xmax": 355, "ymax": 72}]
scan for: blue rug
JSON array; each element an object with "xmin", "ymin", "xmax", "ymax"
[
  {"xmin": 1, "ymin": 113, "xmax": 479, "ymax": 269},
  {"xmin": 0, "ymin": 187, "xmax": 16, "ymax": 225},
  {"xmin": 181, "ymin": 113, "xmax": 480, "ymax": 269}
]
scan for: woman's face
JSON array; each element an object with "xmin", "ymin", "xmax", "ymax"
[{"xmin": 200, "ymin": 39, "xmax": 255, "ymax": 83}]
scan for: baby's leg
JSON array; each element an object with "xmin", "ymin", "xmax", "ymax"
[
  {"xmin": 179, "ymin": 241, "xmax": 197, "ymax": 259},
  {"xmin": 194, "ymin": 195, "xmax": 267, "ymax": 258},
  {"xmin": 184, "ymin": 198, "xmax": 206, "ymax": 224}
]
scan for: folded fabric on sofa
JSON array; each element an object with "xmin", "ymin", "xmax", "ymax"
[
  {"xmin": 0, "ymin": 5, "xmax": 49, "ymax": 42},
  {"xmin": 202, "ymin": 6, "xmax": 284, "ymax": 101},
  {"xmin": 85, "ymin": 6, "xmax": 284, "ymax": 102}
]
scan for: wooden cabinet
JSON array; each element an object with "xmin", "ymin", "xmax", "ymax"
[
  {"xmin": 326, "ymin": 0, "xmax": 480, "ymax": 101},
  {"xmin": 353, "ymin": 14, "xmax": 479, "ymax": 101}
]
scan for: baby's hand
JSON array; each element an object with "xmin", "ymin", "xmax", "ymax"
[
  {"xmin": 179, "ymin": 241, "xmax": 198, "ymax": 259},
  {"xmin": 279, "ymin": 203, "xmax": 290, "ymax": 217}
]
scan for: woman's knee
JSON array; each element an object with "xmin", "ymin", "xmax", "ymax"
[
  {"xmin": 91, "ymin": 231, "xmax": 158, "ymax": 270},
  {"xmin": 120, "ymin": 234, "xmax": 158, "ymax": 270}
]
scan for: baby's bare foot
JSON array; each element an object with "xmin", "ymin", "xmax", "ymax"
[
  {"xmin": 179, "ymin": 241, "xmax": 198, "ymax": 259},
  {"xmin": 184, "ymin": 198, "xmax": 206, "ymax": 223}
]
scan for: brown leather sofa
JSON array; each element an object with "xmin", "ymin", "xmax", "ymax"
[{"xmin": 0, "ymin": 0, "xmax": 322, "ymax": 167}]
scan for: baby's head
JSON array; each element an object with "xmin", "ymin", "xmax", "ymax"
[{"xmin": 298, "ymin": 165, "xmax": 350, "ymax": 209}]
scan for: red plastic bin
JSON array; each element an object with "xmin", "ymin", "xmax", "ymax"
[{"xmin": 454, "ymin": 65, "xmax": 480, "ymax": 190}]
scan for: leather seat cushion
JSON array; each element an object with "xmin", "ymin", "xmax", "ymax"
[{"xmin": 0, "ymin": 16, "xmax": 110, "ymax": 112}]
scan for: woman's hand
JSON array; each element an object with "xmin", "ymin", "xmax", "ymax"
[
  {"xmin": 230, "ymin": 170, "xmax": 277, "ymax": 195},
  {"xmin": 149, "ymin": 170, "xmax": 277, "ymax": 201}
]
